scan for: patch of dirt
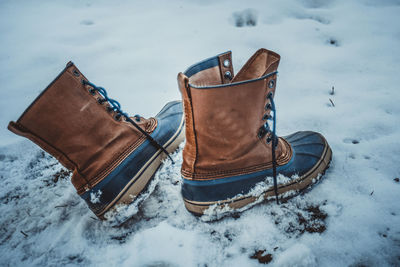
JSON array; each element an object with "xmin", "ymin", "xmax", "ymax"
[
  {"xmin": 52, "ymin": 169, "xmax": 71, "ymax": 183},
  {"xmin": 271, "ymin": 201, "xmax": 328, "ymax": 237},
  {"xmin": 295, "ymin": 205, "xmax": 327, "ymax": 234},
  {"xmin": 250, "ymin": 250, "xmax": 273, "ymax": 264}
]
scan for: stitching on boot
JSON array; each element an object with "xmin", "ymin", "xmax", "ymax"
[
  {"xmin": 11, "ymin": 123, "xmax": 75, "ymax": 169},
  {"xmin": 10, "ymin": 123, "xmax": 94, "ymax": 187},
  {"xmin": 181, "ymin": 137, "xmax": 292, "ymax": 180},
  {"xmin": 16, "ymin": 65, "xmax": 73, "ymax": 122},
  {"xmin": 78, "ymin": 135, "xmax": 147, "ymax": 194},
  {"xmin": 145, "ymin": 117, "xmax": 157, "ymax": 133},
  {"xmin": 184, "ymin": 82, "xmax": 198, "ymax": 173},
  {"xmin": 231, "ymin": 49, "xmax": 264, "ymax": 82}
]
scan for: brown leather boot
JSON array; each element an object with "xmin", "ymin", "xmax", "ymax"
[
  {"xmin": 178, "ymin": 49, "xmax": 332, "ymax": 216},
  {"xmin": 8, "ymin": 62, "xmax": 185, "ymax": 219}
]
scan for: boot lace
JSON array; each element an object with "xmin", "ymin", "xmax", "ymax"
[
  {"xmin": 259, "ymin": 84, "xmax": 279, "ymax": 204},
  {"xmin": 82, "ymin": 80, "xmax": 173, "ymax": 162}
]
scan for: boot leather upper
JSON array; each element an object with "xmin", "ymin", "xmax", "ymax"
[
  {"xmin": 178, "ymin": 49, "xmax": 292, "ymax": 180},
  {"xmin": 8, "ymin": 62, "xmax": 156, "ymax": 194}
]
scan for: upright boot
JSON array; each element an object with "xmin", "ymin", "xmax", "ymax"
[
  {"xmin": 8, "ymin": 62, "xmax": 185, "ymax": 219},
  {"xmin": 177, "ymin": 49, "xmax": 332, "ymax": 215}
]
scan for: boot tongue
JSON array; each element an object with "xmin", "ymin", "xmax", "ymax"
[
  {"xmin": 184, "ymin": 51, "xmax": 234, "ymax": 86},
  {"xmin": 231, "ymin": 48, "xmax": 280, "ymax": 83}
]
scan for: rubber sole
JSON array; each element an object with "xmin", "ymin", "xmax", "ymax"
[
  {"xmin": 97, "ymin": 115, "xmax": 185, "ymax": 219},
  {"xmin": 183, "ymin": 133, "xmax": 332, "ymax": 216}
]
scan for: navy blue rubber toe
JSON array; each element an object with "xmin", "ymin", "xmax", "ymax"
[
  {"xmin": 81, "ymin": 101, "xmax": 184, "ymax": 216},
  {"xmin": 279, "ymin": 131, "xmax": 327, "ymax": 177},
  {"xmin": 182, "ymin": 131, "xmax": 330, "ymax": 203}
]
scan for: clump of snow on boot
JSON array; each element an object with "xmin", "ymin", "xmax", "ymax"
[
  {"xmin": 103, "ymin": 146, "xmax": 183, "ymax": 226},
  {"xmin": 89, "ymin": 190, "xmax": 102, "ymax": 204},
  {"xmin": 201, "ymin": 174, "xmax": 300, "ymax": 222}
]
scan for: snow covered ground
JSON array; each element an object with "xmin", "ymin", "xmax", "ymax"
[{"xmin": 1, "ymin": 0, "xmax": 400, "ymax": 266}]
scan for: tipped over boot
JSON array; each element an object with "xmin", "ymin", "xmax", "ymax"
[
  {"xmin": 177, "ymin": 49, "xmax": 332, "ymax": 216},
  {"xmin": 8, "ymin": 62, "xmax": 185, "ymax": 219}
]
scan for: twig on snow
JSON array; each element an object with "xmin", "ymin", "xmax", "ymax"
[{"xmin": 20, "ymin": 231, "xmax": 28, "ymax": 237}]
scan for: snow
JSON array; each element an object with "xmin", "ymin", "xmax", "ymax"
[
  {"xmin": 90, "ymin": 190, "xmax": 102, "ymax": 204},
  {"xmin": 1, "ymin": 0, "xmax": 400, "ymax": 266}
]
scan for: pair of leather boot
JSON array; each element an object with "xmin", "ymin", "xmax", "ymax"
[{"xmin": 8, "ymin": 49, "xmax": 332, "ymax": 219}]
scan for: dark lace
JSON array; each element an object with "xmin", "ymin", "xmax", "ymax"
[
  {"xmin": 82, "ymin": 80, "xmax": 173, "ymax": 162},
  {"xmin": 259, "ymin": 89, "xmax": 279, "ymax": 204}
]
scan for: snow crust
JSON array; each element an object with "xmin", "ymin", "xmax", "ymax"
[
  {"xmin": 90, "ymin": 190, "xmax": 102, "ymax": 204},
  {"xmin": 1, "ymin": 0, "xmax": 400, "ymax": 266}
]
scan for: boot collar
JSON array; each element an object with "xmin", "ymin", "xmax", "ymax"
[{"xmin": 185, "ymin": 48, "xmax": 280, "ymax": 89}]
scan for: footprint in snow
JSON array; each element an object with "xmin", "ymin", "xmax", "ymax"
[
  {"xmin": 343, "ymin": 138, "xmax": 360, "ymax": 144},
  {"xmin": 327, "ymin": 37, "xmax": 340, "ymax": 47},
  {"xmin": 232, "ymin": 9, "xmax": 257, "ymax": 27},
  {"xmin": 80, "ymin": 20, "xmax": 94, "ymax": 26}
]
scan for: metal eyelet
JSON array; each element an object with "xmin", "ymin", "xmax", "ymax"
[
  {"xmin": 267, "ymin": 91, "xmax": 273, "ymax": 99},
  {"xmin": 106, "ymin": 106, "xmax": 113, "ymax": 113},
  {"xmin": 224, "ymin": 71, "xmax": 232, "ymax": 80},
  {"xmin": 97, "ymin": 98, "xmax": 104, "ymax": 105},
  {"xmin": 73, "ymin": 69, "xmax": 80, "ymax": 77},
  {"xmin": 258, "ymin": 129, "xmax": 264, "ymax": 138},
  {"xmin": 268, "ymin": 79, "xmax": 275, "ymax": 89},
  {"xmin": 223, "ymin": 59, "xmax": 230, "ymax": 68},
  {"xmin": 114, "ymin": 114, "xmax": 121, "ymax": 121},
  {"xmin": 265, "ymin": 103, "xmax": 272, "ymax": 111},
  {"xmin": 258, "ymin": 124, "xmax": 269, "ymax": 138},
  {"xmin": 262, "ymin": 113, "xmax": 272, "ymax": 120},
  {"xmin": 89, "ymin": 89, "xmax": 96, "ymax": 95},
  {"xmin": 266, "ymin": 136, "xmax": 272, "ymax": 144}
]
